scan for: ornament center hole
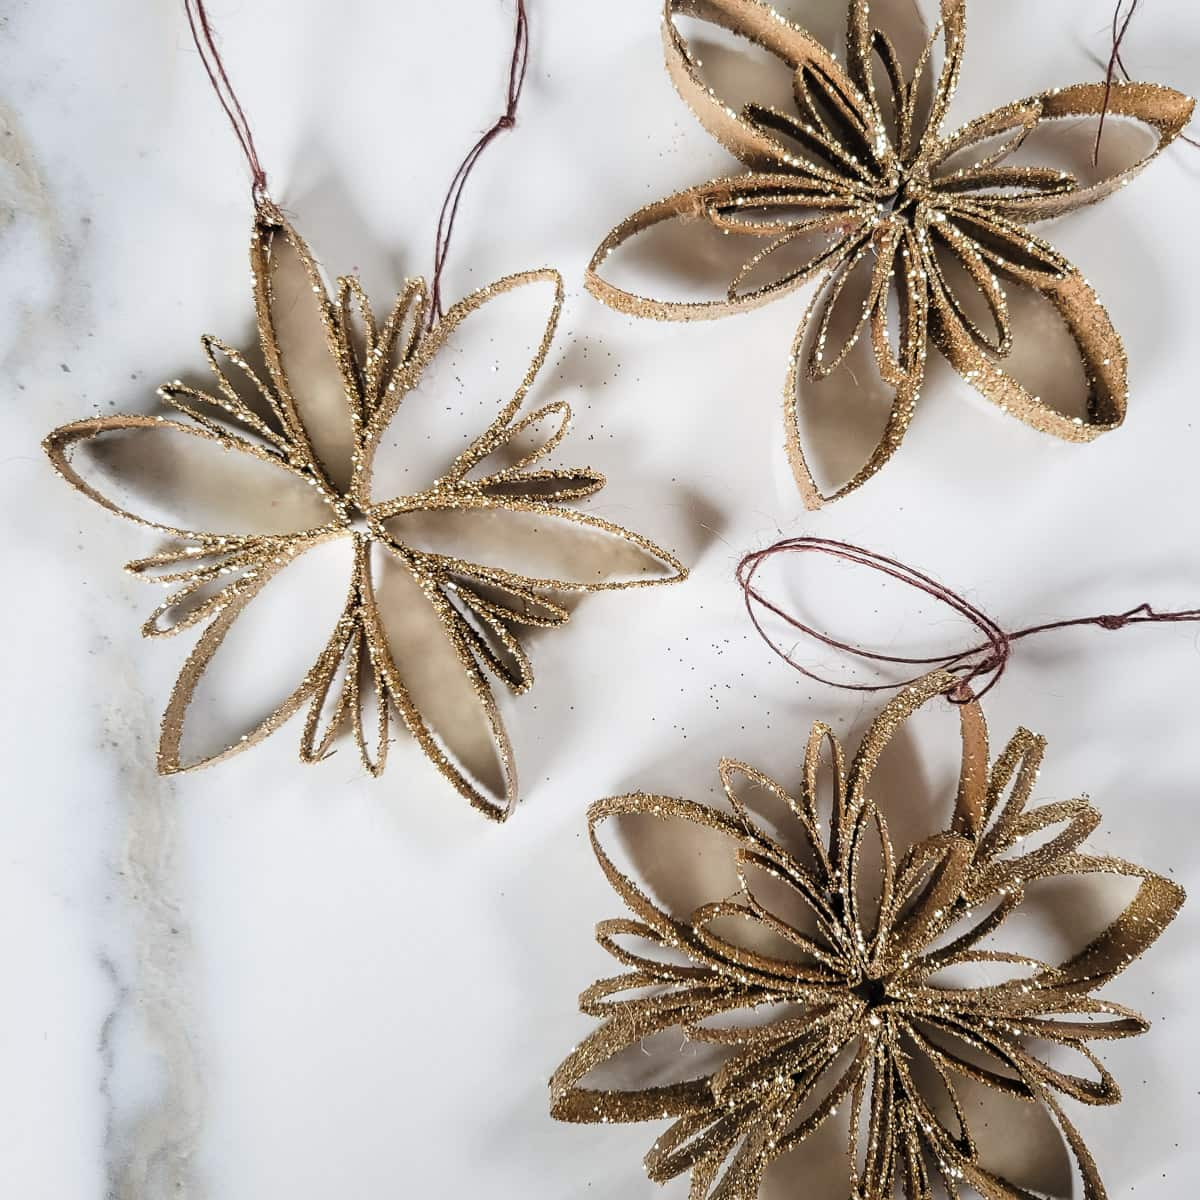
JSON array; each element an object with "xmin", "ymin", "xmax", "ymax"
[
  {"xmin": 882, "ymin": 169, "xmax": 926, "ymax": 218},
  {"xmin": 345, "ymin": 510, "xmax": 373, "ymax": 537},
  {"xmin": 882, "ymin": 186, "xmax": 917, "ymax": 218},
  {"xmin": 854, "ymin": 977, "xmax": 889, "ymax": 1008}
]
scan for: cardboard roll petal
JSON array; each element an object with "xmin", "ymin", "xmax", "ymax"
[
  {"xmin": 548, "ymin": 669, "xmax": 1184, "ymax": 1197},
  {"xmin": 586, "ymin": 0, "xmax": 1195, "ymax": 508},
  {"xmin": 42, "ymin": 208, "xmax": 686, "ymax": 821}
]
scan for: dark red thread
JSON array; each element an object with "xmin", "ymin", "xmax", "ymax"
[
  {"xmin": 184, "ymin": 0, "xmax": 270, "ymax": 203},
  {"xmin": 1095, "ymin": 0, "xmax": 1198, "ymax": 164},
  {"xmin": 736, "ymin": 537, "xmax": 1200, "ymax": 703},
  {"xmin": 427, "ymin": 0, "xmax": 530, "ymax": 328},
  {"xmin": 1094, "ymin": 0, "xmax": 1141, "ymax": 167}
]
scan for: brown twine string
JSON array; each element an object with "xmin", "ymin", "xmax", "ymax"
[
  {"xmin": 427, "ymin": 0, "xmax": 530, "ymax": 328},
  {"xmin": 1094, "ymin": 0, "xmax": 1198, "ymax": 164},
  {"xmin": 184, "ymin": 0, "xmax": 270, "ymax": 204},
  {"xmin": 736, "ymin": 537, "xmax": 1200, "ymax": 703},
  {"xmin": 184, "ymin": 0, "xmax": 532, "ymax": 269}
]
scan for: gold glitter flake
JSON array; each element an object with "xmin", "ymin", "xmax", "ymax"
[
  {"xmin": 44, "ymin": 203, "xmax": 686, "ymax": 820},
  {"xmin": 586, "ymin": 0, "xmax": 1194, "ymax": 507},
  {"xmin": 550, "ymin": 670, "xmax": 1183, "ymax": 1195}
]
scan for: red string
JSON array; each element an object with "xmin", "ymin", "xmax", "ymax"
[
  {"xmin": 1094, "ymin": 0, "xmax": 1198, "ymax": 164},
  {"xmin": 1093, "ymin": 0, "xmax": 1140, "ymax": 167},
  {"xmin": 183, "ymin": 0, "xmax": 270, "ymax": 204},
  {"xmin": 736, "ymin": 537, "xmax": 1200, "ymax": 703},
  {"xmin": 427, "ymin": 0, "xmax": 530, "ymax": 328}
]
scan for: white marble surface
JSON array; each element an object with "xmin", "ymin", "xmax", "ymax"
[{"xmin": 2, "ymin": 1, "xmax": 1200, "ymax": 1196}]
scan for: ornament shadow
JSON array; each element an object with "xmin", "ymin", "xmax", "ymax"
[
  {"xmin": 283, "ymin": 165, "xmax": 414, "ymax": 301},
  {"xmin": 502, "ymin": 476, "xmax": 722, "ymax": 814},
  {"xmin": 604, "ymin": 717, "xmax": 941, "ymax": 958}
]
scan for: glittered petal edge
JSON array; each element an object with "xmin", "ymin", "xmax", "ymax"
[
  {"xmin": 952, "ymin": 81, "xmax": 1196, "ymax": 223},
  {"xmin": 783, "ymin": 236, "xmax": 929, "ymax": 509},
  {"xmin": 370, "ymin": 543, "xmax": 519, "ymax": 821},
  {"xmin": 378, "ymin": 496, "xmax": 687, "ymax": 593},
  {"xmin": 928, "ymin": 253, "xmax": 1128, "ymax": 444},
  {"xmin": 250, "ymin": 203, "xmax": 361, "ymax": 496},
  {"xmin": 157, "ymin": 532, "xmax": 351, "ymax": 774},
  {"xmin": 360, "ymin": 267, "xmax": 564, "ymax": 505},
  {"xmin": 42, "ymin": 414, "xmax": 342, "ymax": 540},
  {"xmin": 587, "ymin": 791, "xmax": 751, "ymax": 944},
  {"xmin": 587, "ymin": 174, "xmax": 867, "ymax": 322},
  {"xmin": 663, "ymin": 0, "xmax": 874, "ymax": 173},
  {"xmin": 844, "ymin": 669, "xmax": 988, "ymax": 831}
]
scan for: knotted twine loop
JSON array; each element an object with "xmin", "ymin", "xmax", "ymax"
[
  {"xmin": 736, "ymin": 537, "xmax": 1200, "ymax": 703},
  {"xmin": 184, "ymin": 0, "xmax": 270, "ymax": 205},
  {"xmin": 427, "ymin": 0, "xmax": 530, "ymax": 327},
  {"xmin": 183, "ymin": 0, "xmax": 533, "ymax": 294}
]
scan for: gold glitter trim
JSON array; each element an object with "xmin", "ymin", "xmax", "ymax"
[
  {"xmin": 586, "ymin": 0, "xmax": 1195, "ymax": 507},
  {"xmin": 44, "ymin": 205, "xmax": 686, "ymax": 820},
  {"xmin": 549, "ymin": 670, "xmax": 1183, "ymax": 1195}
]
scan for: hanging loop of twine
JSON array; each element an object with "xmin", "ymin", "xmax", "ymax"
[
  {"xmin": 184, "ymin": 0, "xmax": 533, "ymax": 256},
  {"xmin": 184, "ymin": 0, "xmax": 270, "ymax": 204},
  {"xmin": 736, "ymin": 537, "xmax": 1200, "ymax": 703},
  {"xmin": 427, "ymin": 0, "xmax": 530, "ymax": 327}
]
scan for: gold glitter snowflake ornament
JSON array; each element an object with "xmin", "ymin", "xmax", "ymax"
[
  {"xmin": 550, "ymin": 670, "xmax": 1183, "ymax": 1196},
  {"xmin": 587, "ymin": 0, "xmax": 1194, "ymax": 507},
  {"xmin": 44, "ymin": 203, "xmax": 685, "ymax": 819}
]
